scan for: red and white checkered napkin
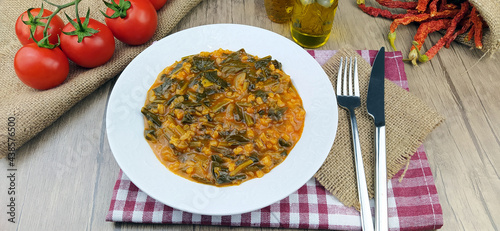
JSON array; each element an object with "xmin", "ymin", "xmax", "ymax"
[{"xmin": 106, "ymin": 50, "xmax": 443, "ymax": 231}]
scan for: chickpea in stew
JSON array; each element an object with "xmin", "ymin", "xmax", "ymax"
[{"xmin": 141, "ymin": 48, "xmax": 305, "ymax": 186}]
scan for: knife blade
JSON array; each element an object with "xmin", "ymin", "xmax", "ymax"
[{"xmin": 367, "ymin": 47, "xmax": 388, "ymax": 231}]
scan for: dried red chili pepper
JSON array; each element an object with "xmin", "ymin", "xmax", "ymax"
[
  {"xmin": 414, "ymin": 19, "xmax": 452, "ymax": 50},
  {"xmin": 390, "ymin": 10, "xmax": 459, "ymax": 33},
  {"xmin": 375, "ymin": 0, "xmax": 418, "ymax": 10},
  {"xmin": 439, "ymin": 0, "xmax": 447, "ymax": 11},
  {"xmin": 358, "ymin": 4, "xmax": 400, "ymax": 19},
  {"xmin": 466, "ymin": 24, "xmax": 475, "ymax": 42},
  {"xmin": 446, "ymin": 17, "xmax": 471, "ymax": 48},
  {"xmin": 406, "ymin": 9, "xmax": 419, "ymax": 14},
  {"xmin": 389, "ymin": 14, "xmax": 429, "ymax": 50},
  {"xmin": 442, "ymin": 3, "xmax": 458, "ymax": 10},
  {"xmin": 420, "ymin": 2, "xmax": 470, "ymax": 62},
  {"xmin": 358, "ymin": 4, "xmax": 420, "ymax": 20},
  {"xmin": 359, "ymin": 0, "xmax": 487, "ymax": 65},
  {"xmin": 474, "ymin": 25, "xmax": 483, "ymax": 49},
  {"xmin": 388, "ymin": 10, "xmax": 458, "ymax": 50},
  {"xmin": 429, "ymin": 0, "xmax": 439, "ymax": 17},
  {"xmin": 416, "ymin": 0, "xmax": 430, "ymax": 12},
  {"xmin": 469, "ymin": 6, "xmax": 483, "ymax": 49},
  {"xmin": 419, "ymin": 38, "xmax": 444, "ymax": 62},
  {"xmin": 445, "ymin": 2, "xmax": 470, "ymax": 35},
  {"xmin": 407, "ymin": 19, "xmax": 451, "ymax": 65}
]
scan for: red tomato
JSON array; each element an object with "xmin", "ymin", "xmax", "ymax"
[
  {"xmin": 15, "ymin": 8, "xmax": 65, "ymax": 46},
  {"xmin": 104, "ymin": 0, "xmax": 158, "ymax": 45},
  {"xmin": 60, "ymin": 18, "xmax": 116, "ymax": 68},
  {"xmin": 148, "ymin": 0, "xmax": 168, "ymax": 10},
  {"xmin": 14, "ymin": 43, "xmax": 69, "ymax": 90}
]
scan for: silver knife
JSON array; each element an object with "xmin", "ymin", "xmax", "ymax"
[{"xmin": 367, "ymin": 47, "xmax": 388, "ymax": 231}]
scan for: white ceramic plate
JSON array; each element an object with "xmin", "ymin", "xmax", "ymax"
[{"xmin": 106, "ymin": 24, "xmax": 338, "ymax": 216}]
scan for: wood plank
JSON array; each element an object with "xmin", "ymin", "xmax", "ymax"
[{"xmin": 0, "ymin": 81, "xmax": 114, "ymax": 230}]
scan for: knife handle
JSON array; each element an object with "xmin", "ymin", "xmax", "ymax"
[{"xmin": 375, "ymin": 126, "xmax": 388, "ymax": 231}]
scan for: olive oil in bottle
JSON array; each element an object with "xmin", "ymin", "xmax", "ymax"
[
  {"xmin": 290, "ymin": 0, "xmax": 338, "ymax": 48},
  {"xmin": 264, "ymin": 0, "xmax": 294, "ymax": 23}
]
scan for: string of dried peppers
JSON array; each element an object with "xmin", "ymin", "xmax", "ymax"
[{"xmin": 357, "ymin": 0, "xmax": 487, "ymax": 65}]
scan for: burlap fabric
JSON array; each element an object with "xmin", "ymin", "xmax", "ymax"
[
  {"xmin": 314, "ymin": 47, "xmax": 444, "ymax": 210},
  {"xmin": 456, "ymin": 0, "xmax": 500, "ymax": 53},
  {"xmin": 0, "ymin": 0, "xmax": 203, "ymax": 159}
]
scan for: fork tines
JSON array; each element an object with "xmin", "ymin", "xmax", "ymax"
[{"xmin": 336, "ymin": 57, "xmax": 359, "ymax": 97}]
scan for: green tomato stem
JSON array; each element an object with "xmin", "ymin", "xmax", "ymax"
[
  {"xmin": 35, "ymin": 0, "xmax": 81, "ymax": 48},
  {"xmin": 418, "ymin": 54, "xmax": 429, "ymax": 63},
  {"xmin": 101, "ymin": 0, "xmax": 131, "ymax": 19},
  {"xmin": 75, "ymin": 0, "xmax": 84, "ymax": 29},
  {"xmin": 61, "ymin": 0, "xmax": 100, "ymax": 43}
]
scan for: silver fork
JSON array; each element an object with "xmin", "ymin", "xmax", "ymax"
[{"xmin": 336, "ymin": 57, "xmax": 374, "ymax": 231}]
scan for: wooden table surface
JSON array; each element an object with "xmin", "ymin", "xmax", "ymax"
[{"xmin": 1, "ymin": 0, "xmax": 499, "ymax": 230}]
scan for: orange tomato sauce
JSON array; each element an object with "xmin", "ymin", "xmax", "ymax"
[{"xmin": 141, "ymin": 48, "xmax": 305, "ymax": 186}]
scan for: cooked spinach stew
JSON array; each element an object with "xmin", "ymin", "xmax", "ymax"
[{"xmin": 142, "ymin": 49, "xmax": 305, "ymax": 186}]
